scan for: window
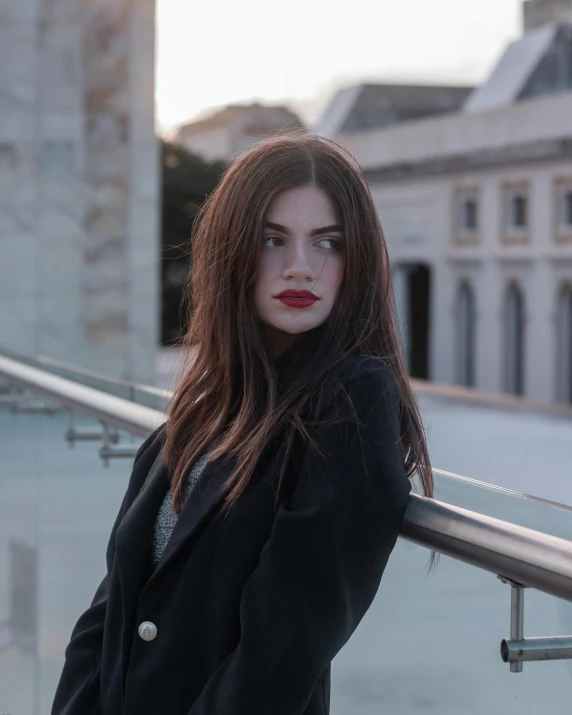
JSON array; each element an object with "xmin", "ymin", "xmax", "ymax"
[
  {"xmin": 502, "ymin": 183, "xmax": 529, "ymax": 244},
  {"xmin": 509, "ymin": 195, "xmax": 527, "ymax": 228},
  {"xmin": 462, "ymin": 198, "xmax": 477, "ymax": 231},
  {"xmin": 555, "ymin": 179, "xmax": 572, "ymax": 242},
  {"xmin": 561, "ymin": 191, "xmax": 572, "ymax": 225},
  {"xmin": 454, "ymin": 186, "xmax": 479, "ymax": 245}
]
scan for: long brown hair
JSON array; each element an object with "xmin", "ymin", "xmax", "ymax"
[{"xmin": 163, "ymin": 133, "xmax": 433, "ymax": 534}]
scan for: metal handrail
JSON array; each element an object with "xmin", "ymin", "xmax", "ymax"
[
  {"xmin": 0, "ymin": 355, "xmax": 163, "ymax": 438},
  {"xmin": 0, "ymin": 344, "xmax": 170, "ymax": 411},
  {"xmin": 402, "ymin": 496, "xmax": 572, "ymax": 603},
  {"xmin": 1, "ymin": 354, "xmax": 571, "ymax": 604}
]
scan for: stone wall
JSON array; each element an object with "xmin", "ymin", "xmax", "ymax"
[{"xmin": 0, "ymin": 0, "xmax": 159, "ymax": 383}]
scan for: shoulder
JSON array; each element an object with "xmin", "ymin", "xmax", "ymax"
[
  {"xmin": 319, "ymin": 354, "xmax": 401, "ymax": 425},
  {"xmin": 337, "ymin": 354, "xmax": 398, "ymax": 393},
  {"xmin": 133, "ymin": 421, "xmax": 167, "ymax": 468}
]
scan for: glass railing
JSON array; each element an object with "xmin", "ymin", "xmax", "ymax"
[
  {"xmin": 0, "ymin": 407, "xmax": 138, "ymax": 714},
  {"xmin": 0, "ymin": 353, "xmax": 571, "ymax": 714},
  {"xmin": 417, "ymin": 390, "xmax": 572, "ymax": 508},
  {"xmin": 433, "ymin": 468, "xmax": 572, "ymax": 541}
]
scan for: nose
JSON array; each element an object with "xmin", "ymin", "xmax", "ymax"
[{"xmin": 281, "ymin": 240, "xmax": 320, "ymax": 281}]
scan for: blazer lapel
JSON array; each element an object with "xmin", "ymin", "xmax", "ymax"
[
  {"xmin": 114, "ymin": 451, "xmax": 168, "ymax": 630},
  {"xmin": 143, "ymin": 451, "xmax": 236, "ymax": 588},
  {"xmin": 114, "ymin": 448, "xmax": 235, "ymax": 625}
]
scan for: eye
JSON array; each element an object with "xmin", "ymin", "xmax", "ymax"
[
  {"xmin": 317, "ymin": 237, "xmax": 342, "ymax": 250},
  {"xmin": 264, "ymin": 235, "xmax": 283, "ymax": 247},
  {"xmin": 263, "ymin": 235, "xmax": 343, "ymax": 250}
]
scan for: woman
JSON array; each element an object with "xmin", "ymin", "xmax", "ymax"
[{"xmin": 51, "ymin": 134, "xmax": 433, "ymax": 715}]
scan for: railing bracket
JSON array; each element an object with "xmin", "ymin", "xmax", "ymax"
[
  {"xmin": 65, "ymin": 410, "xmax": 119, "ymax": 448},
  {"xmin": 498, "ymin": 574, "xmax": 572, "ymax": 671},
  {"xmin": 98, "ymin": 421, "xmax": 140, "ymax": 467}
]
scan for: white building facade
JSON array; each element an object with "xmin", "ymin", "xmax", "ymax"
[
  {"xmin": 339, "ymin": 93, "xmax": 572, "ymax": 404},
  {"xmin": 326, "ymin": 6, "xmax": 572, "ymax": 405},
  {"xmin": 0, "ymin": 0, "xmax": 159, "ymax": 383}
]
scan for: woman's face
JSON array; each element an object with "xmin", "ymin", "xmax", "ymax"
[{"xmin": 254, "ymin": 185, "xmax": 344, "ymax": 358}]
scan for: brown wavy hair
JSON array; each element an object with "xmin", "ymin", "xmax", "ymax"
[{"xmin": 162, "ymin": 133, "xmax": 433, "ymax": 535}]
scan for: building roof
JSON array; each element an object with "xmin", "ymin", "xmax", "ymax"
[
  {"xmin": 316, "ymin": 83, "xmax": 475, "ymax": 138},
  {"xmin": 464, "ymin": 24, "xmax": 559, "ymax": 113},
  {"xmin": 340, "ymin": 89, "xmax": 572, "ymax": 173},
  {"xmin": 177, "ymin": 102, "xmax": 304, "ymax": 137},
  {"xmin": 464, "ymin": 22, "xmax": 572, "ymax": 113}
]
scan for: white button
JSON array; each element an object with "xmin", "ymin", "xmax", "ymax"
[{"xmin": 138, "ymin": 621, "xmax": 157, "ymax": 641}]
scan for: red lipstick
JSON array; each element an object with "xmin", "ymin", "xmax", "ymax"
[{"xmin": 275, "ymin": 290, "xmax": 319, "ymax": 308}]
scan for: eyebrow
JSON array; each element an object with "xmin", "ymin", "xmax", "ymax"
[{"xmin": 265, "ymin": 221, "xmax": 344, "ymax": 236}]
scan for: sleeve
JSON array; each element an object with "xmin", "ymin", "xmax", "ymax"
[
  {"xmin": 187, "ymin": 366, "xmax": 412, "ymax": 715},
  {"xmin": 51, "ymin": 424, "xmax": 165, "ymax": 715}
]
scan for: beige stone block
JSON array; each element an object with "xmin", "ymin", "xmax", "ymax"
[
  {"xmin": 83, "ymin": 234, "xmax": 127, "ymax": 268},
  {"xmin": 85, "ymin": 204, "xmax": 127, "ymax": 236}
]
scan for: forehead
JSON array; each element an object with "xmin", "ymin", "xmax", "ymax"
[{"xmin": 266, "ymin": 186, "xmax": 339, "ymax": 226}]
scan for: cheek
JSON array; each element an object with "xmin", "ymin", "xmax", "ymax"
[{"xmin": 255, "ymin": 260, "xmax": 270, "ymax": 289}]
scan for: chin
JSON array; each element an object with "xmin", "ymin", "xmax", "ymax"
[{"xmin": 276, "ymin": 321, "xmax": 321, "ymax": 336}]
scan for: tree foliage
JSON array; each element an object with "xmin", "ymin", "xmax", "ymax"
[{"xmin": 161, "ymin": 141, "xmax": 226, "ymax": 344}]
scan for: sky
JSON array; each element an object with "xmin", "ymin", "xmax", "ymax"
[{"xmin": 155, "ymin": 0, "xmax": 524, "ymax": 135}]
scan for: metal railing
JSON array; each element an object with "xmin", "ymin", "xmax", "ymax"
[
  {"xmin": 1, "ymin": 352, "xmax": 571, "ymax": 671},
  {"xmin": 0, "ymin": 355, "xmax": 163, "ymax": 438},
  {"xmin": 0, "ymin": 344, "xmax": 170, "ymax": 411}
]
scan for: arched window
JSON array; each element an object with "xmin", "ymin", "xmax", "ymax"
[
  {"xmin": 455, "ymin": 281, "xmax": 476, "ymax": 387},
  {"xmin": 556, "ymin": 283, "xmax": 572, "ymax": 404},
  {"xmin": 504, "ymin": 282, "xmax": 526, "ymax": 396}
]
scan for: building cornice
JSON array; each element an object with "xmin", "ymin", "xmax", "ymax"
[{"xmin": 364, "ymin": 137, "xmax": 572, "ymax": 183}]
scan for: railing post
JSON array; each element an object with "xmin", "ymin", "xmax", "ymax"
[
  {"xmin": 509, "ymin": 578, "xmax": 525, "ymax": 673},
  {"xmin": 98, "ymin": 419, "xmax": 140, "ymax": 463}
]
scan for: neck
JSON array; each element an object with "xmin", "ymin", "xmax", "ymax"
[{"xmin": 260, "ymin": 324, "xmax": 302, "ymax": 361}]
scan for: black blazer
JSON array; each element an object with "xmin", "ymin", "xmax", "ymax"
[{"xmin": 51, "ymin": 355, "xmax": 412, "ymax": 715}]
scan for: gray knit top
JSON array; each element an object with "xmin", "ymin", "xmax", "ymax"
[{"xmin": 150, "ymin": 450, "xmax": 214, "ymax": 565}]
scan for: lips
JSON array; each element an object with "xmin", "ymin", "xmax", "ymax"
[
  {"xmin": 275, "ymin": 290, "xmax": 319, "ymax": 309},
  {"xmin": 275, "ymin": 290, "xmax": 319, "ymax": 300}
]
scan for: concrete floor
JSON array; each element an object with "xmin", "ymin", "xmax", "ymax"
[{"xmin": 0, "ymin": 385, "xmax": 571, "ymax": 714}]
